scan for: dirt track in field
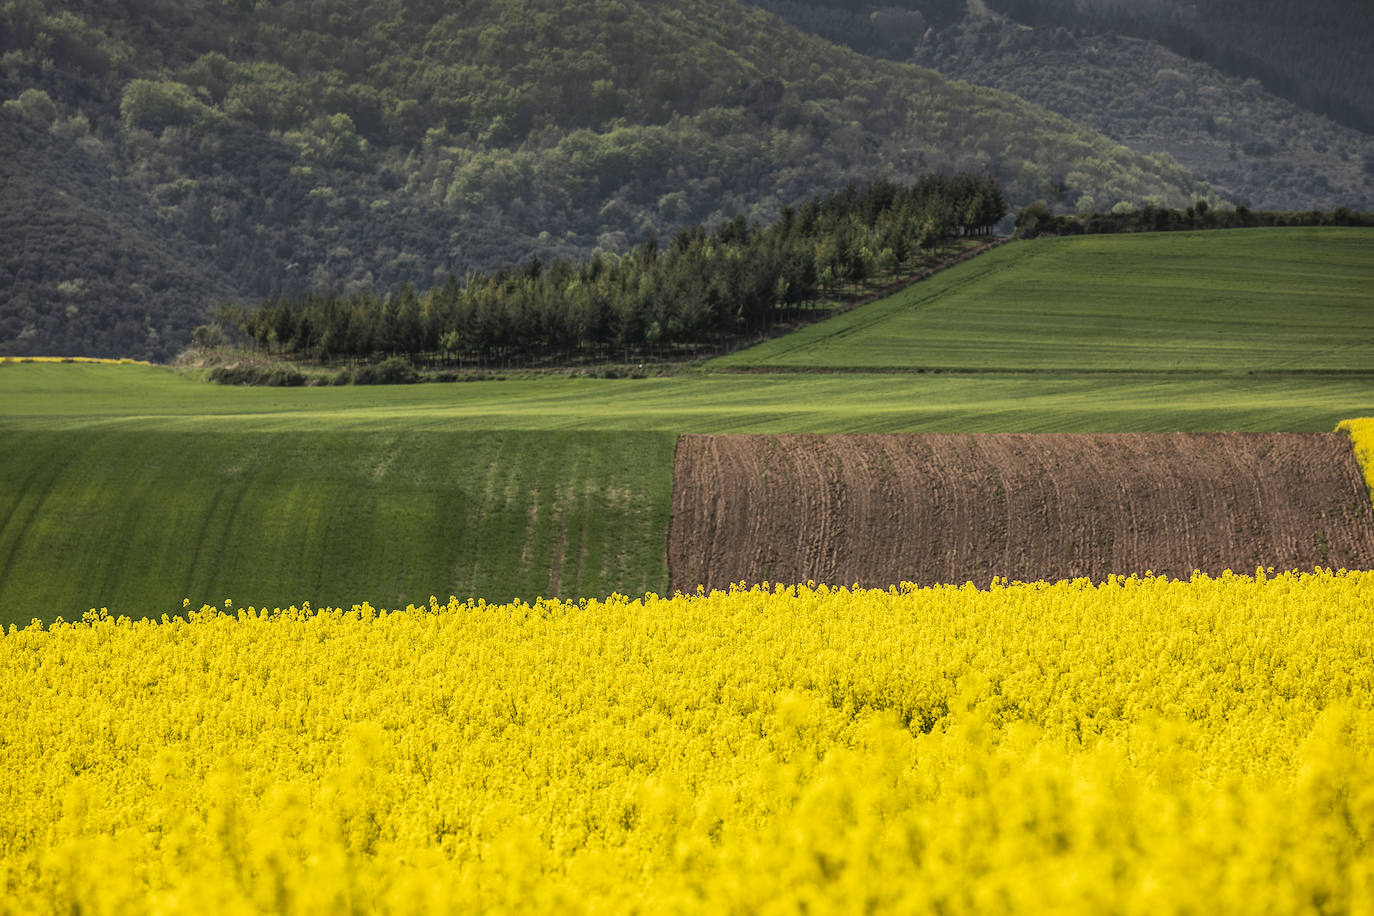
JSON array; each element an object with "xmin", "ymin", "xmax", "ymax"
[{"xmin": 668, "ymin": 433, "xmax": 1374, "ymax": 591}]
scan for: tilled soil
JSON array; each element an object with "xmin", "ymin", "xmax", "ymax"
[{"xmin": 668, "ymin": 433, "xmax": 1374, "ymax": 591}]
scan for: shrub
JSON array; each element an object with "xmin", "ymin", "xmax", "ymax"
[
  {"xmin": 207, "ymin": 363, "xmax": 304, "ymax": 386},
  {"xmin": 351, "ymin": 356, "xmax": 419, "ymax": 385}
]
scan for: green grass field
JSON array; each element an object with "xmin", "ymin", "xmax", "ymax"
[
  {"xmin": 5, "ymin": 362, "xmax": 1372, "ymax": 433},
  {"xmin": 710, "ymin": 228, "xmax": 1374, "ymax": 371},
  {"xmin": 4, "ymin": 227, "xmax": 1373, "ymax": 625}
]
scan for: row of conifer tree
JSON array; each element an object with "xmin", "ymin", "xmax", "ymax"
[{"xmin": 217, "ymin": 173, "xmax": 1006, "ymax": 362}]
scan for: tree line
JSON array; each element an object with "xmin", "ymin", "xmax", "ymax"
[
  {"xmin": 1014, "ymin": 200, "xmax": 1374, "ymax": 238},
  {"xmin": 217, "ymin": 174, "xmax": 1006, "ymax": 364}
]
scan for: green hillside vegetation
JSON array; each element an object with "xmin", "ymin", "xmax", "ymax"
[
  {"xmin": 0, "ymin": 0, "xmax": 1207, "ymax": 360},
  {"xmin": 711, "ymin": 228, "xmax": 1374, "ymax": 371}
]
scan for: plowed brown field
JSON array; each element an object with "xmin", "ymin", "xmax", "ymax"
[{"xmin": 668, "ymin": 433, "xmax": 1374, "ymax": 591}]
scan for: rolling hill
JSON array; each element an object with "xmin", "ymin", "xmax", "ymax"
[
  {"xmin": 710, "ymin": 227, "xmax": 1374, "ymax": 370},
  {"xmin": 0, "ymin": 0, "xmax": 1208, "ymax": 360}
]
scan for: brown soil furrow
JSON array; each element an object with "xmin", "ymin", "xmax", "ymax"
[{"xmin": 668, "ymin": 433, "xmax": 1374, "ymax": 592}]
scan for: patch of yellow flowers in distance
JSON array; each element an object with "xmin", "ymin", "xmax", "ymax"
[
  {"xmin": 1340, "ymin": 417, "xmax": 1374, "ymax": 501},
  {"xmin": 0, "ymin": 356, "xmax": 150, "ymax": 365},
  {"xmin": 3, "ymin": 573, "xmax": 1373, "ymax": 914}
]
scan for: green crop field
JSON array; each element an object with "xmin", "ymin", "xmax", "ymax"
[
  {"xmin": 4, "ymin": 227, "xmax": 1374, "ymax": 625},
  {"xmin": 0, "ymin": 426, "xmax": 674, "ymax": 625},
  {"xmin": 710, "ymin": 228, "xmax": 1374, "ymax": 371}
]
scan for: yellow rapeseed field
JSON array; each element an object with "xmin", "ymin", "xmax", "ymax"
[{"xmin": 2, "ymin": 573, "xmax": 1372, "ymax": 914}]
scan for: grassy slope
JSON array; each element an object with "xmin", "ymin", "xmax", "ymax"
[{"xmin": 711, "ymin": 228, "xmax": 1374, "ymax": 371}]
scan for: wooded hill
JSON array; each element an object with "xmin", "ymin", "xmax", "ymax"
[
  {"xmin": 753, "ymin": 0, "xmax": 1374, "ymax": 135},
  {"xmin": 914, "ymin": 17, "xmax": 1374, "ymax": 213},
  {"xmin": 749, "ymin": 0, "xmax": 1374, "ymax": 213},
  {"xmin": 0, "ymin": 0, "xmax": 1204, "ymax": 361},
  {"xmin": 981, "ymin": 0, "xmax": 1374, "ymax": 135}
]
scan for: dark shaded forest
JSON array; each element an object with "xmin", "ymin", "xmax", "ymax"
[
  {"xmin": 0, "ymin": 0, "xmax": 1203, "ymax": 360},
  {"xmin": 748, "ymin": 0, "xmax": 967, "ymax": 57},
  {"xmin": 911, "ymin": 18, "xmax": 1373, "ymax": 213},
  {"xmin": 747, "ymin": 1, "xmax": 1373, "ymax": 213},
  {"xmin": 980, "ymin": 0, "xmax": 1374, "ymax": 134},
  {"xmin": 222, "ymin": 174, "xmax": 1005, "ymax": 366}
]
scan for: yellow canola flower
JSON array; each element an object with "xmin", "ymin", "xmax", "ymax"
[
  {"xmin": 2, "ymin": 573, "xmax": 1373, "ymax": 914},
  {"xmin": 1339, "ymin": 417, "xmax": 1374, "ymax": 503},
  {"xmin": 0, "ymin": 356, "xmax": 150, "ymax": 365}
]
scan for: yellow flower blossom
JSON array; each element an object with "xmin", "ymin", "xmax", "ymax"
[{"xmin": 1, "ymin": 573, "xmax": 1372, "ymax": 913}]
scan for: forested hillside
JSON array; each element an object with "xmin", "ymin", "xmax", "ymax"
[
  {"xmin": 762, "ymin": 0, "xmax": 1374, "ymax": 139},
  {"xmin": 0, "ymin": 0, "xmax": 1204, "ymax": 360},
  {"xmin": 915, "ymin": 17, "xmax": 1374, "ymax": 212},
  {"xmin": 982, "ymin": 0, "xmax": 1374, "ymax": 134},
  {"xmin": 748, "ymin": 0, "xmax": 1373, "ymax": 212}
]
